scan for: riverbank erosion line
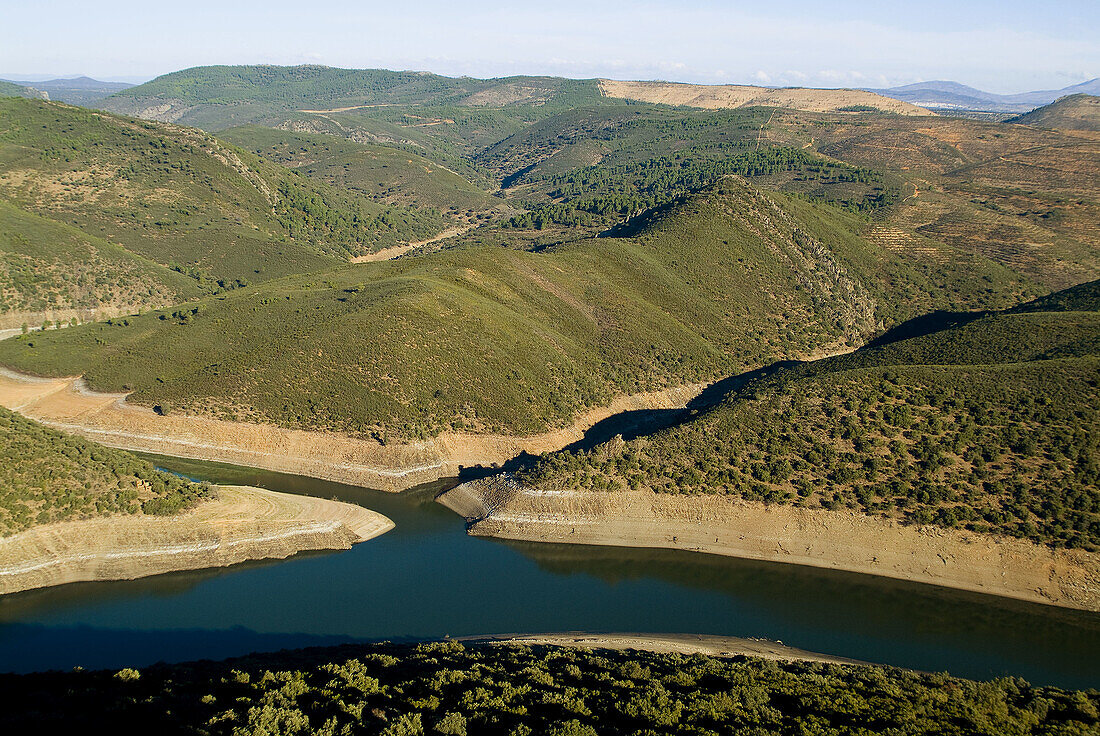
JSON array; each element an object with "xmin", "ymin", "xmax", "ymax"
[
  {"xmin": 0, "ymin": 486, "xmax": 393, "ymax": 595},
  {"xmin": 439, "ymin": 476, "xmax": 1100, "ymax": 612},
  {"xmin": 0, "ymin": 368, "xmax": 704, "ymax": 492}
]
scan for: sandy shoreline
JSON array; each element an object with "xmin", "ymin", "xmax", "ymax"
[
  {"xmin": 440, "ymin": 476, "xmax": 1100, "ymax": 612},
  {"xmin": 0, "ymin": 368, "xmax": 705, "ymax": 491},
  {"xmin": 462, "ymin": 632, "xmax": 872, "ymax": 667},
  {"xmin": 0, "ymin": 485, "xmax": 393, "ymax": 595}
]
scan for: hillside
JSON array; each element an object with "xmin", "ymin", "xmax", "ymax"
[
  {"xmin": 597, "ymin": 79, "xmax": 928, "ymax": 115},
  {"xmin": 0, "ymin": 179, "xmax": 1029, "ymax": 440},
  {"xmin": 0, "ymin": 199, "xmax": 199, "ymax": 328},
  {"xmin": 871, "ymin": 79, "xmax": 1100, "ymax": 113},
  {"xmin": 2, "ymin": 76, "xmax": 133, "ymax": 106},
  {"xmin": 99, "ymin": 65, "xmax": 609, "ymax": 130},
  {"xmin": 518, "ymin": 281, "xmax": 1100, "ymax": 551},
  {"xmin": 0, "ymin": 406, "xmax": 211, "ymax": 535},
  {"xmin": 218, "ymin": 125, "xmax": 510, "ymax": 224},
  {"xmin": 0, "ymin": 98, "xmax": 450, "ymax": 289},
  {"xmin": 0, "ymin": 81, "xmax": 46, "ymax": 100},
  {"xmin": 2, "ymin": 641, "xmax": 1097, "ymax": 735},
  {"xmin": 1009, "ymin": 94, "xmax": 1100, "ymax": 132}
]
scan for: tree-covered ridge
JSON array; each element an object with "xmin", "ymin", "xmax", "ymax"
[
  {"xmin": 0, "ymin": 181, "xmax": 1030, "ymax": 440},
  {"xmin": 504, "ymin": 147, "xmax": 898, "ymax": 229},
  {"xmin": 0, "ymin": 98, "xmax": 445, "ymax": 288},
  {"xmin": 103, "ymin": 65, "xmax": 607, "ymax": 118},
  {"xmin": 520, "ymin": 286, "xmax": 1100, "ymax": 550},
  {"xmin": 0, "ymin": 407, "xmax": 212, "ymax": 535},
  {"xmin": 1, "ymin": 641, "xmax": 1096, "ymax": 735}
]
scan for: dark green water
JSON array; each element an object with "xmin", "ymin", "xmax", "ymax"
[{"xmin": 0, "ymin": 455, "xmax": 1097, "ymax": 688}]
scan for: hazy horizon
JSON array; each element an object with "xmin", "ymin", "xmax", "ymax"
[{"xmin": 1, "ymin": 0, "xmax": 1097, "ymax": 95}]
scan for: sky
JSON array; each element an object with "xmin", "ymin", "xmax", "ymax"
[{"xmin": 1, "ymin": 0, "xmax": 1097, "ymax": 93}]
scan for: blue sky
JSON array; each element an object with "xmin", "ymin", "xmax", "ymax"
[{"xmin": 1, "ymin": 0, "xmax": 1097, "ymax": 92}]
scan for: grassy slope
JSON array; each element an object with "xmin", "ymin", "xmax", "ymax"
[
  {"xmin": 0, "ymin": 180, "xmax": 1030, "ymax": 440},
  {"xmin": 1, "ymin": 641, "xmax": 1097, "ymax": 735},
  {"xmin": 521, "ymin": 282, "xmax": 1100, "ymax": 550},
  {"xmin": 1009, "ymin": 94, "xmax": 1100, "ymax": 132},
  {"xmin": 0, "ymin": 98, "xmax": 447, "ymax": 287},
  {"xmin": 0, "ymin": 407, "xmax": 211, "ymax": 535},
  {"xmin": 218, "ymin": 125, "xmax": 506, "ymax": 220},
  {"xmin": 0, "ymin": 199, "xmax": 199, "ymax": 319}
]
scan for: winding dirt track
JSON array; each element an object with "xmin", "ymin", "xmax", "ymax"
[{"xmin": 0, "ymin": 485, "xmax": 393, "ymax": 595}]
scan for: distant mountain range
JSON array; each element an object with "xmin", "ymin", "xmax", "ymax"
[
  {"xmin": 868, "ymin": 78, "xmax": 1100, "ymax": 113},
  {"xmin": 0, "ymin": 76, "xmax": 134, "ymax": 105}
]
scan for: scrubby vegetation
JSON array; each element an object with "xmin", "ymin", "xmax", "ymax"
[
  {"xmin": 0, "ymin": 407, "xmax": 212, "ymax": 534},
  {"xmin": 0, "ymin": 180, "xmax": 1031, "ymax": 439},
  {"xmin": 0, "ymin": 97, "xmax": 446, "ymax": 290},
  {"xmin": 520, "ymin": 283, "xmax": 1100, "ymax": 550},
  {"xmin": 1, "ymin": 641, "xmax": 1097, "ymax": 735}
]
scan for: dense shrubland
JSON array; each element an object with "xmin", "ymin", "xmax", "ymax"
[
  {"xmin": 520, "ymin": 284, "xmax": 1100, "ymax": 550},
  {"xmin": 1, "ymin": 641, "xmax": 1096, "ymax": 735},
  {"xmin": 0, "ymin": 407, "xmax": 212, "ymax": 534}
]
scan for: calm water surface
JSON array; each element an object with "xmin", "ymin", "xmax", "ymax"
[{"xmin": 1, "ymin": 455, "xmax": 1097, "ymax": 688}]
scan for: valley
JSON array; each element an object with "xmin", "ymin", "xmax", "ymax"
[{"xmin": 0, "ymin": 58, "xmax": 1098, "ymax": 722}]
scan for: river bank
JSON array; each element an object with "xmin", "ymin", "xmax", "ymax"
[
  {"xmin": 461, "ymin": 633, "xmax": 872, "ymax": 666},
  {"xmin": 439, "ymin": 476, "xmax": 1100, "ymax": 612},
  {"xmin": 0, "ymin": 368, "xmax": 705, "ymax": 492},
  {"xmin": 0, "ymin": 485, "xmax": 393, "ymax": 595}
]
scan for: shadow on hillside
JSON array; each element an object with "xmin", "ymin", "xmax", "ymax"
[
  {"xmin": 453, "ymin": 359, "xmax": 801, "ymax": 484},
  {"xmin": 863, "ymin": 309, "xmax": 983, "ymax": 349}
]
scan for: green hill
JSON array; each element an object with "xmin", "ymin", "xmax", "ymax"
[
  {"xmin": 0, "ymin": 199, "xmax": 199, "ymax": 326},
  {"xmin": 0, "ymin": 98, "xmax": 448, "ymax": 289},
  {"xmin": 1009, "ymin": 94, "xmax": 1100, "ymax": 132},
  {"xmin": 2, "ymin": 641, "xmax": 1097, "ymax": 735},
  {"xmin": 0, "ymin": 406, "xmax": 211, "ymax": 535},
  {"xmin": 0, "ymin": 179, "xmax": 1030, "ymax": 440},
  {"xmin": 0, "ymin": 81, "xmax": 46, "ymax": 100},
  {"xmin": 218, "ymin": 125, "xmax": 509, "ymax": 223},
  {"xmin": 100, "ymin": 65, "xmax": 607, "ymax": 130},
  {"xmin": 519, "ymin": 282, "xmax": 1100, "ymax": 550}
]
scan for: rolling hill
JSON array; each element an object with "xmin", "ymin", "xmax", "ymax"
[
  {"xmin": 1, "ymin": 76, "xmax": 134, "ymax": 106},
  {"xmin": 1009, "ymin": 94, "xmax": 1100, "ymax": 132},
  {"xmin": 0, "ymin": 80, "xmax": 46, "ymax": 100},
  {"xmin": 0, "ymin": 178, "xmax": 1030, "ymax": 440},
  {"xmin": 218, "ymin": 125, "xmax": 511, "ymax": 224},
  {"xmin": 518, "ymin": 280, "xmax": 1100, "ymax": 550},
  {"xmin": 870, "ymin": 78, "xmax": 1100, "ymax": 113},
  {"xmin": 0, "ymin": 97, "xmax": 451, "ymax": 290},
  {"xmin": 0, "ymin": 199, "xmax": 199, "ymax": 328}
]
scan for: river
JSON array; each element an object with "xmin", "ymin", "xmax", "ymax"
[{"xmin": 0, "ymin": 455, "xmax": 1097, "ymax": 688}]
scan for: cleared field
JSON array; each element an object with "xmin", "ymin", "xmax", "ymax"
[{"xmin": 597, "ymin": 79, "xmax": 929, "ymax": 115}]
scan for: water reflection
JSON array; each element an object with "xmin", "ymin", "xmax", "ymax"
[{"xmin": 0, "ymin": 456, "xmax": 1095, "ymax": 688}]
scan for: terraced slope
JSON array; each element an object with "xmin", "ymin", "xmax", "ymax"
[
  {"xmin": 0, "ymin": 179, "xmax": 1030, "ymax": 440},
  {"xmin": 518, "ymin": 281, "xmax": 1100, "ymax": 550},
  {"xmin": 0, "ymin": 98, "xmax": 446, "ymax": 288}
]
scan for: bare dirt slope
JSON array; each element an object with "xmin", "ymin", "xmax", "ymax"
[
  {"xmin": 0, "ymin": 485, "xmax": 393, "ymax": 594},
  {"xmin": 463, "ymin": 633, "xmax": 870, "ymax": 667},
  {"xmin": 0, "ymin": 368, "xmax": 704, "ymax": 491},
  {"xmin": 440, "ymin": 477, "xmax": 1100, "ymax": 612},
  {"xmin": 598, "ymin": 80, "xmax": 930, "ymax": 115}
]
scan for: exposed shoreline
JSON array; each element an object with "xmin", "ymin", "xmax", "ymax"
[
  {"xmin": 0, "ymin": 367, "xmax": 706, "ymax": 492},
  {"xmin": 0, "ymin": 485, "xmax": 393, "ymax": 595},
  {"xmin": 461, "ymin": 632, "xmax": 873, "ymax": 667},
  {"xmin": 439, "ymin": 476, "xmax": 1100, "ymax": 612}
]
